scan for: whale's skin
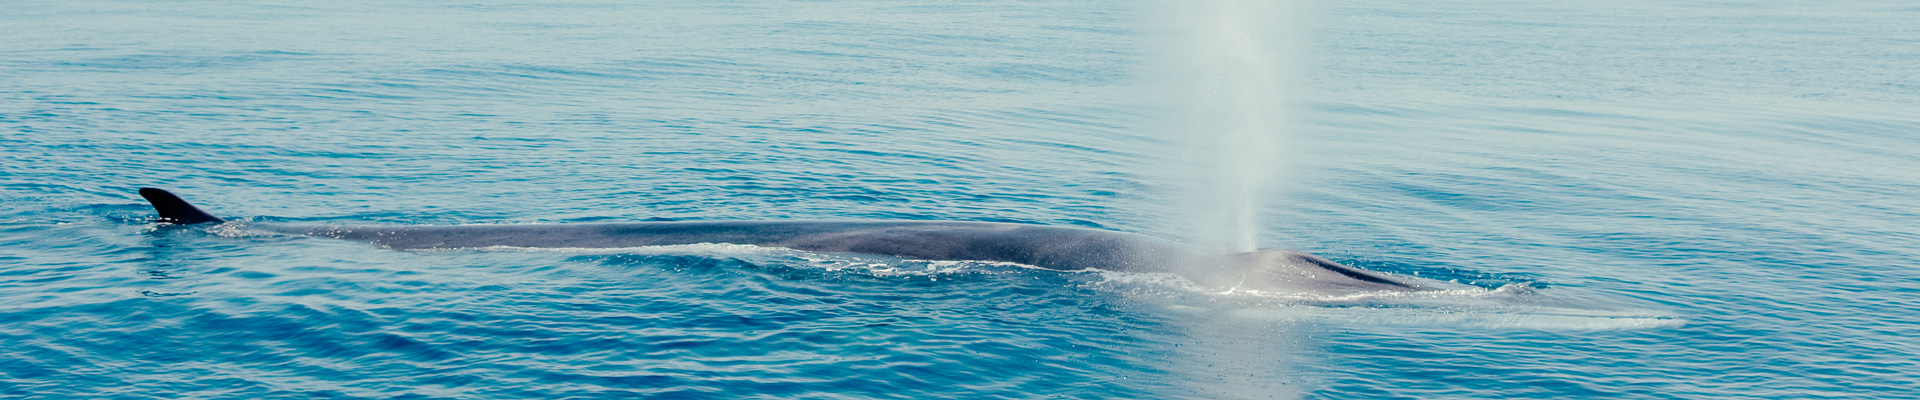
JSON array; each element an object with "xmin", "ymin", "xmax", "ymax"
[
  {"xmin": 263, "ymin": 220, "xmax": 1210, "ymax": 272},
  {"xmin": 142, "ymin": 188, "xmax": 1419, "ymax": 293},
  {"xmin": 258, "ymin": 220, "xmax": 1418, "ymax": 293}
]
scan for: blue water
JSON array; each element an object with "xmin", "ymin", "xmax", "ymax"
[{"xmin": 5, "ymin": 0, "xmax": 1918, "ymax": 398}]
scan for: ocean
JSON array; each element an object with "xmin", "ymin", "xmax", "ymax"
[{"xmin": 4, "ymin": 0, "xmax": 1917, "ymax": 398}]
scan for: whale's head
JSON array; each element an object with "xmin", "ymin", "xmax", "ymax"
[{"xmin": 1214, "ymin": 249, "xmax": 1420, "ymax": 293}]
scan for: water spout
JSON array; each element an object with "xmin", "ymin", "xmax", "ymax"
[{"xmin": 1154, "ymin": 0, "xmax": 1313, "ymax": 254}]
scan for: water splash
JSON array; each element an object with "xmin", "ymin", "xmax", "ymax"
[{"xmin": 1153, "ymin": 0, "xmax": 1314, "ymax": 253}]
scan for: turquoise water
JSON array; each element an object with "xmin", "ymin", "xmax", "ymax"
[{"xmin": 5, "ymin": 0, "xmax": 1918, "ymax": 398}]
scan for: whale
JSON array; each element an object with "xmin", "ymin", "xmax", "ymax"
[{"xmin": 139, "ymin": 188, "xmax": 1420, "ymax": 294}]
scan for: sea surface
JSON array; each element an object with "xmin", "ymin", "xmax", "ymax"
[{"xmin": 5, "ymin": 0, "xmax": 1918, "ymax": 398}]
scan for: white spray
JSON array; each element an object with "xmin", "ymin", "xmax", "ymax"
[{"xmin": 1153, "ymin": 0, "xmax": 1313, "ymax": 254}]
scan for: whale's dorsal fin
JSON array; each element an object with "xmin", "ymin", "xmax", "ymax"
[{"xmin": 139, "ymin": 188, "xmax": 225, "ymax": 224}]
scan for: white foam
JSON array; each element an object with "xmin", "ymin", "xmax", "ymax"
[
  {"xmin": 1223, "ymin": 305, "xmax": 1687, "ymax": 331},
  {"xmin": 1090, "ymin": 269, "xmax": 1681, "ymax": 331},
  {"xmin": 468, "ymin": 243, "xmax": 1041, "ymax": 277},
  {"xmin": 203, "ymin": 221, "xmax": 282, "ymax": 238},
  {"xmin": 473, "ymin": 242, "xmax": 788, "ymax": 256}
]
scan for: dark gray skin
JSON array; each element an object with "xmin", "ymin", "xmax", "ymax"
[{"xmin": 141, "ymin": 188, "xmax": 1419, "ymax": 294}]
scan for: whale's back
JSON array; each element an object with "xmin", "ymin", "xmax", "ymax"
[
  {"xmin": 1225, "ymin": 249, "xmax": 1419, "ymax": 293},
  {"xmin": 279, "ymin": 220, "xmax": 1213, "ymax": 273}
]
